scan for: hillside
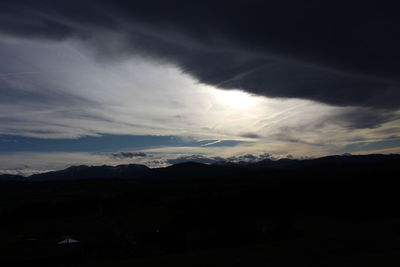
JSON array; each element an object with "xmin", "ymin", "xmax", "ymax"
[{"xmin": 1, "ymin": 154, "xmax": 400, "ymax": 266}]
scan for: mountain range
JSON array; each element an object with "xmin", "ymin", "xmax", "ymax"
[{"xmin": 1, "ymin": 153, "xmax": 399, "ymax": 182}]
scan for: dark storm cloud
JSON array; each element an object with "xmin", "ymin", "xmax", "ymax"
[{"xmin": 1, "ymin": 1, "xmax": 400, "ymax": 110}]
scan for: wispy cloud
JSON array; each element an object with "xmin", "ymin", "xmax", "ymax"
[{"xmin": 200, "ymin": 140, "xmax": 223, "ymax": 147}]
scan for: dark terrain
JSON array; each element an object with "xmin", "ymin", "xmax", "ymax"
[{"xmin": 1, "ymin": 154, "xmax": 400, "ymax": 266}]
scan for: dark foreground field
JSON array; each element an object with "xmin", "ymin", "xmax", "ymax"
[{"xmin": 1, "ymin": 154, "xmax": 400, "ymax": 266}]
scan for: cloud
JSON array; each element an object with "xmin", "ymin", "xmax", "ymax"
[
  {"xmin": 240, "ymin": 133, "xmax": 261, "ymax": 139},
  {"xmin": 165, "ymin": 152, "xmax": 276, "ymax": 165},
  {"xmin": 339, "ymin": 137, "xmax": 400, "ymax": 154},
  {"xmin": 227, "ymin": 153, "xmax": 276, "ymax": 162},
  {"xmin": 1, "ymin": 1, "xmax": 400, "ymax": 168},
  {"xmin": 1, "ymin": 1, "xmax": 400, "ymax": 109},
  {"xmin": 327, "ymin": 108, "xmax": 399, "ymax": 129},
  {"xmin": 110, "ymin": 151, "xmax": 147, "ymax": 159}
]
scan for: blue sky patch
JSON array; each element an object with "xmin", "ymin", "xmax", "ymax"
[{"xmin": 0, "ymin": 134, "xmax": 245, "ymax": 153}]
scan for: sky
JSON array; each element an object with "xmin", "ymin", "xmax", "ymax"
[{"xmin": 1, "ymin": 1, "xmax": 400, "ymax": 175}]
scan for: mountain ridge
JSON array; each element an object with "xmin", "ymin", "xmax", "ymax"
[{"xmin": 1, "ymin": 153, "xmax": 399, "ymax": 182}]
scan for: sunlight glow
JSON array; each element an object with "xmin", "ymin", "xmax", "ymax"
[{"xmin": 214, "ymin": 89, "xmax": 261, "ymax": 109}]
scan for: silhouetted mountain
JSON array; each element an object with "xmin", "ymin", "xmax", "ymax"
[
  {"xmin": 29, "ymin": 164, "xmax": 150, "ymax": 181},
  {"xmin": 2, "ymin": 153, "xmax": 399, "ymax": 182},
  {"xmin": 0, "ymin": 174, "xmax": 25, "ymax": 181},
  {"xmin": 248, "ymin": 158, "xmax": 299, "ymax": 168},
  {"xmin": 163, "ymin": 161, "xmax": 229, "ymax": 176},
  {"xmin": 2, "ymin": 153, "xmax": 400, "ymax": 266}
]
